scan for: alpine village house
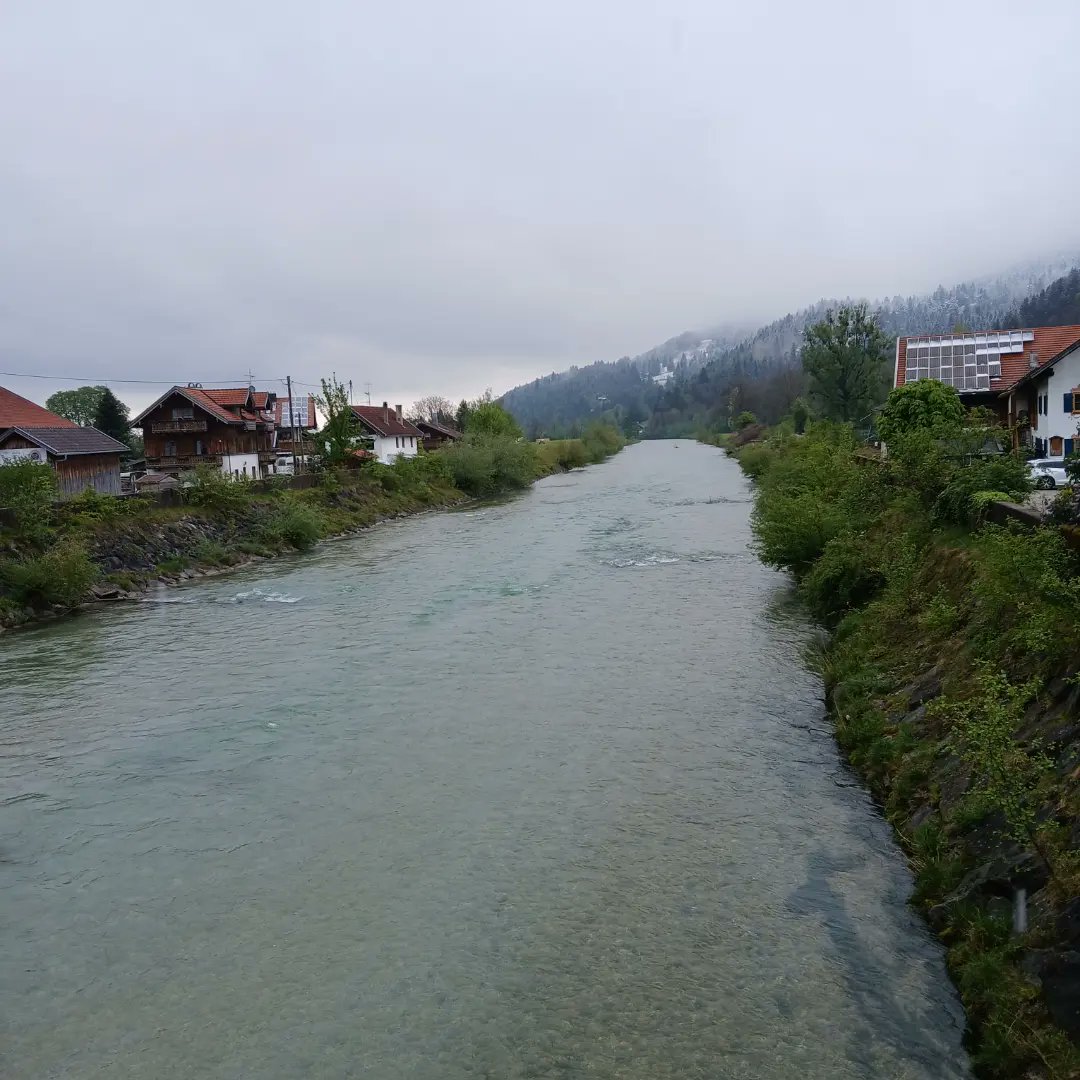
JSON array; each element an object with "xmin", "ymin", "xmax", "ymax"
[
  {"xmin": 894, "ymin": 324, "xmax": 1080, "ymax": 457},
  {"xmin": 133, "ymin": 386, "xmax": 281, "ymax": 479},
  {"xmin": 0, "ymin": 386, "xmax": 128, "ymax": 497},
  {"xmin": 349, "ymin": 402, "xmax": 424, "ymax": 465}
]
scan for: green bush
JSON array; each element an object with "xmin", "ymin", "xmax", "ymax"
[
  {"xmin": 799, "ymin": 531, "xmax": 886, "ymax": 622},
  {"xmin": 736, "ymin": 443, "xmax": 775, "ymax": 479},
  {"xmin": 0, "ymin": 460, "xmax": 57, "ymax": 544},
  {"xmin": 192, "ymin": 540, "xmax": 232, "ymax": 566},
  {"xmin": 184, "ymin": 466, "xmax": 250, "ymax": 513},
  {"xmin": 156, "ymin": 555, "xmax": 191, "ymax": 575},
  {"xmin": 748, "ymin": 424, "xmax": 883, "ymax": 575},
  {"xmin": 935, "ymin": 455, "xmax": 1031, "ymax": 525},
  {"xmin": 969, "ymin": 524, "xmax": 1080, "ymax": 667},
  {"xmin": 440, "ymin": 435, "xmax": 538, "ymax": 497},
  {"xmin": 374, "ymin": 452, "xmax": 456, "ymax": 496},
  {"xmin": 259, "ymin": 502, "xmax": 325, "ymax": 550},
  {"xmin": 0, "ymin": 543, "xmax": 99, "ymax": 609}
]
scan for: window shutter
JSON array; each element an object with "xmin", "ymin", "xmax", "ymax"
[
  {"xmin": 1065, "ymin": 393, "xmax": 1073, "ymax": 414},
  {"xmin": 1067, "ymin": 439, "xmax": 1075, "ymax": 459}
]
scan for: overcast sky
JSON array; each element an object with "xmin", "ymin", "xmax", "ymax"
[{"xmin": 3, "ymin": 0, "xmax": 1079, "ymax": 414}]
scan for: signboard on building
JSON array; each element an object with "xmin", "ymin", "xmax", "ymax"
[{"xmin": 0, "ymin": 447, "xmax": 48, "ymax": 466}]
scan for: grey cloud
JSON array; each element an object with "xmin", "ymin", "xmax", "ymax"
[{"xmin": 2, "ymin": 0, "xmax": 1079, "ymax": 412}]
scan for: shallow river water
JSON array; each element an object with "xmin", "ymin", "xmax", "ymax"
[{"xmin": 1, "ymin": 440, "xmax": 970, "ymax": 1078}]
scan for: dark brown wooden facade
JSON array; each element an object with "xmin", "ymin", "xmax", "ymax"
[{"xmin": 135, "ymin": 389, "xmax": 277, "ymax": 474}]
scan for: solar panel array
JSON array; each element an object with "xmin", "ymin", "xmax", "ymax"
[{"xmin": 905, "ymin": 330, "xmax": 1035, "ymax": 392}]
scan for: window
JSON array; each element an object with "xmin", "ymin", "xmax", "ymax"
[
  {"xmin": 172, "ymin": 406, "xmax": 194, "ymax": 420},
  {"xmin": 395, "ymin": 436, "xmax": 400, "ymax": 448},
  {"xmin": 164, "ymin": 440, "xmax": 177, "ymax": 456},
  {"xmin": 195, "ymin": 440, "xmax": 205, "ymax": 455}
]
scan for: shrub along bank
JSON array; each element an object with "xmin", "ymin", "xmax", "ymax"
[
  {"xmin": 737, "ymin": 419, "xmax": 1080, "ymax": 1077},
  {"xmin": 0, "ymin": 424, "xmax": 626, "ymax": 630}
]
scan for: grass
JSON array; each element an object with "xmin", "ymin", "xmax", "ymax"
[{"xmin": 155, "ymin": 555, "xmax": 191, "ymax": 576}]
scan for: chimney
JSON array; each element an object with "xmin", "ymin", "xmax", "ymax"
[
  {"xmin": 383, "ymin": 400, "xmax": 389, "ymax": 424},
  {"xmin": 396, "ymin": 403, "xmax": 403, "ymax": 422}
]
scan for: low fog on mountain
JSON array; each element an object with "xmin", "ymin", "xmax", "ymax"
[{"xmin": 2, "ymin": 1, "xmax": 1079, "ymax": 411}]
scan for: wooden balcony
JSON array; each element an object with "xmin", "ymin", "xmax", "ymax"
[
  {"xmin": 150, "ymin": 419, "xmax": 208, "ymax": 433},
  {"xmin": 148, "ymin": 454, "xmax": 222, "ymax": 469}
]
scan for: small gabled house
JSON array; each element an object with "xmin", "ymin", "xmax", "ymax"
[
  {"xmin": 0, "ymin": 386, "xmax": 127, "ymax": 497},
  {"xmin": 133, "ymin": 386, "xmax": 278, "ymax": 479},
  {"xmin": 0, "ymin": 426, "xmax": 128, "ymax": 497},
  {"xmin": 413, "ymin": 418, "xmax": 462, "ymax": 451},
  {"xmin": 894, "ymin": 325, "xmax": 1080, "ymax": 455},
  {"xmin": 349, "ymin": 402, "xmax": 423, "ymax": 465}
]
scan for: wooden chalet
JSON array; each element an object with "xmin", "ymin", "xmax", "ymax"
[
  {"xmin": 133, "ymin": 386, "xmax": 279, "ymax": 479},
  {"xmin": 0, "ymin": 386, "xmax": 127, "ymax": 498},
  {"xmin": 413, "ymin": 418, "xmax": 462, "ymax": 451}
]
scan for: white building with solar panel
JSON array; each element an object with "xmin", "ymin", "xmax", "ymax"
[{"xmin": 895, "ymin": 324, "xmax": 1080, "ymax": 459}]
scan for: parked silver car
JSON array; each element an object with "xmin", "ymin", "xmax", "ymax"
[{"xmin": 1028, "ymin": 458, "xmax": 1070, "ymax": 489}]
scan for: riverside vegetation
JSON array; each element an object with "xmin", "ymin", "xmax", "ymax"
[
  {"xmin": 735, "ymin": 384, "xmax": 1080, "ymax": 1077},
  {"xmin": 0, "ymin": 412, "xmax": 624, "ymax": 630}
]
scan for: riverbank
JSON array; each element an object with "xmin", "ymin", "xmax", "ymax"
[
  {"xmin": 733, "ymin": 424, "xmax": 1080, "ymax": 1078},
  {"xmin": 0, "ymin": 432, "xmax": 626, "ymax": 633}
]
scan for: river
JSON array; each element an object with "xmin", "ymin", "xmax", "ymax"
[{"xmin": 1, "ymin": 440, "xmax": 970, "ymax": 1079}]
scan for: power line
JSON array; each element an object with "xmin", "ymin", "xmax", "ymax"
[{"xmin": 0, "ymin": 371, "xmax": 273, "ymax": 385}]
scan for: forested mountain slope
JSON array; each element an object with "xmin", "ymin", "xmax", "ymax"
[{"xmin": 501, "ymin": 253, "xmax": 1080, "ymax": 438}]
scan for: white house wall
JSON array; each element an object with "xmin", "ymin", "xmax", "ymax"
[
  {"xmin": 373, "ymin": 435, "xmax": 419, "ymax": 465},
  {"xmin": 221, "ymin": 452, "xmax": 262, "ymax": 479},
  {"xmin": 1032, "ymin": 348, "xmax": 1080, "ymax": 457}
]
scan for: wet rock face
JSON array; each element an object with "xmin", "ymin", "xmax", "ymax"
[
  {"xmin": 848, "ymin": 652, "xmax": 1080, "ymax": 1055},
  {"xmin": 1027, "ymin": 950, "xmax": 1080, "ymax": 1042},
  {"xmin": 898, "ymin": 664, "xmax": 943, "ymax": 710}
]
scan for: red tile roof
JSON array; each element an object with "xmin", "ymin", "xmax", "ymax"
[
  {"xmin": 350, "ymin": 403, "xmax": 422, "ymax": 438},
  {"xmin": 896, "ymin": 325, "xmax": 1080, "ymax": 394},
  {"xmin": 132, "ymin": 387, "xmax": 243, "ymax": 426},
  {"xmin": 201, "ymin": 388, "xmax": 252, "ymax": 407},
  {"xmin": 0, "ymin": 386, "xmax": 78, "ymax": 428}
]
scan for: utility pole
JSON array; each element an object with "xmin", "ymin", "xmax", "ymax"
[{"xmin": 286, "ymin": 375, "xmax": 298, "ymax": 475}]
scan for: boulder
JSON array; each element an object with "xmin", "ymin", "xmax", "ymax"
[
  {"xmin": 1024, "ymin": 949, "xmax": 1080, "ymax": 1044},
  {"xmin": 91, "ymin": 583, "xmax": 121, "ymax": 600},
  {"xmin": 899, "ymin": 664, "xmax": 943, "ymax": 710}
]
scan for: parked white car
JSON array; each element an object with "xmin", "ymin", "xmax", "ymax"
[{"xmin": 1028, "ymin": 458, "xmax": 1070, "ymax": 489}]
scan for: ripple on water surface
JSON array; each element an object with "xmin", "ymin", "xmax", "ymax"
[{"xmin": 0, "ymin": 442, "xmax": 969, "ymax": 1079}]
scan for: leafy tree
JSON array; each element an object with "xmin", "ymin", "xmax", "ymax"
[
  {"xmin": 46, "ymin": 386, "xmax": 107, "ymax": 426},
  {"xmin": 315, "ymin": 376, "xmax": 360, "ymax": 466},
  {"xmin": 735, "ymin": 410, "xmax": 758, "ymax": 431},
  {"xmin": 411, "ymin": 395, "xmax": 456, "ymax": 425},
  {"xmin": 876, "ymin": 380, "xmax": 964, "ymax": 445},
  {"xmin": 801, "ymin": 305, "xmax": 890, "ymax": 423},
  {"xmin": 460, "ymin": 391, "xmax": 522, "ymax": 439},
  {"xmin": 92, "ymin": 388, "xmax": 133, "ymax": 448},
  {"xmin": 791, "ymin": 397, "xmax": 809, "ymax": 434}
]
